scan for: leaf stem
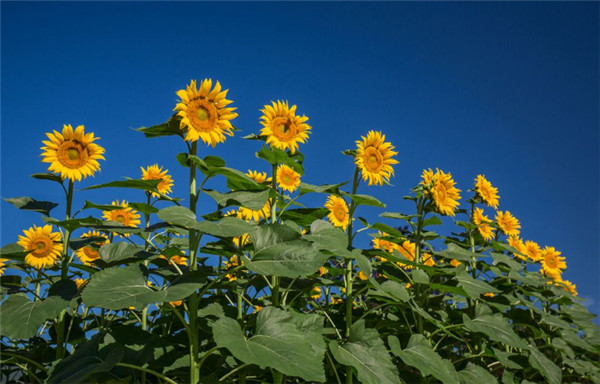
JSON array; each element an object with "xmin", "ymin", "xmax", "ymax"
[{"xmin": 116, "ymin": 362, "xmax": 178, "ymax": 384}]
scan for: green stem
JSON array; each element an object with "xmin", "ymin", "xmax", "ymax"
[
  {"xmin": 198, "ymin": 346, "xmax": 220, "ymax": 377},
  {"xmin": 187, "ymin": 142, "xmax": 200, "ymax": 384},
  {"xmin": 270, "ymin": 163, "xmax": 280, "ymax": 307},
  {"xmin": 414, "ymin": 196, "xmax": 426, "ymax": 334},
  {"xmin": 116, "ymin": 363, "xmax": 178, "ymax": 384},
  {"xmin": 1, "ymin": 352, "xmax": 48, "ymax": 373},
  {"xmin": 56, "ymin": 179, "xmax": 74, "ymax": 360}
]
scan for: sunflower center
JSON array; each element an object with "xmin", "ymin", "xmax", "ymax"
[
  {"xmin": 335, "ymin": 206, "xmax": 346, "ymax": 221},
  {"xmin": 57, "ymin": 140, "xmax": 89, "ymax": 169},
  {"xmin": 283, "ymin": 174, "xmax": 292, "ymax": 184},
  {"xmin": 546, "ymin": 256, "xmax": 557, "ymax": 268},
  {"xmin": 271, "ymin": 117, "xmax": 297, "ymax": 141},
  {"xmin": 113, "ymin": 212, "xmax": 128, "ymax": 225},
  {"xmin": 188, "ymin": 99, "xmax": 218, "ymax": 132},
  {"xmin": 83, "ymin": 245, "xmax": 100, "ymax": 260},
  {"xmin": 31, "ymin": 238, "xmax": 52, "ymax": 257},
  {"xmin": 363, "ymin": 147, "xmax": 383, "ymax": 172}
]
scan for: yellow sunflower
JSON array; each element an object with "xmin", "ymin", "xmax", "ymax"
[
  {"xmin": 0, "ymin": 258, "xmax": 7, "ymax": 276},
  {"xmin": 246, "ymin": 170, "xmax": 272, "ymax": 185},
  {"xmin": 160, "ymin": 254, "xmax": 188, "ymax": 266},
  {"xmin": 354, "ymin": 131, "xmax": 399, "ymax": 186},
  {"xmin": 233, "ymin": 233, "xmax": 250, "ymax": 248},
  {"xmin": 224, "ymin": 255, "xmax": 240, "ymax": 282},
  {"xmin": 424, "ymin": 168, "xmax": 461, "ymax": 216},
  {"xmin": 524, "ymin": 240, "xmax": 542, "ymax": 262},
  {"xmin": 174, "ymin": 79, "xmax": 238, "ymax": 146},
  {"xmin": 74, "ymin": 278, "xmax": 87, "ymax": 290},
  {"xmin": 325, "ymin": 195, "xmax": 349, "ymax": 230},
  {"xmin": 41, "ymin": 124, "xmax": 105, "ymax": 182},
  {"xmin": 141, "ymin": 164, "xmax": 174, "ymax": 197},
  {"xmin": 75, "ymin": 230, "xmax": 109, "ymax": 266},
  {"xmin": 238, "ymin": 200, "xmax": 272, "ymax": 222},
  {"xmin": 540, "ymin": 246, "xmax": 566, "ymax": 279},
  {"xmin": 102, "ymin": 200, "xmax": 141, "ymax": 236},
  {"xmin": 554, "ymin": 278, "xmax": 577, "ymax": 296},
  {"xmin": 372, "ymin": 232, "xmax": 398, "ymax": 256},
  {"xmin": 310, "ymin": 286, "xmax": 322, "ymax": 300},
  {"xmin": 422, "ymin": 252, "xmax": 436, "ymax": 267},
  {"xmin": 495, "ymin": 210, "xmax": 521, "ymax": 236},
  {"xmin": 507, "ymin": 235, "xmax": 527, "ymax": 260},
  {"xmin": 396, "ymin": 240, "xmax": 416, "ymax": 268},
  {"xmin": 259, "ymin": 100, "xmax": 311, "ymax": 154},
  {"xmin": 450, "ymin": 259, "xmax": 461, "ymax": 267},
  {"xmin": 17, "ymin": 225, "xmax": 63, "ymax": 269},
  {"xmin": 276, "ymin": 164, "xmax": 301, "ymax": 193},
  {"xmin": 474, "ymin": 175, "xmax": 500, "ymax": 209},
  {"xmin": 472, "ymin": 207, "xmax": 495, "ymax": 241}
]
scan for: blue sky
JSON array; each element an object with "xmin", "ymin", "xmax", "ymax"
[{"xmin": 1, "ymin": 2, "xmax": 598, "ymax": 314}]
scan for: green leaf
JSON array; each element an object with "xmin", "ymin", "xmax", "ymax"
[
  {"xmin": 490, "ymin": 252, "xmax": 523, "ymax": 271},
  {"xmin": 329, "ymin": 320, "xmax": 401, "ymax": 384},
  {"xmin": 379, "ymin": 212, "xmax": 418, "ymax": 220},
  {"xmin": 204, "ymin": 189, "xmax": 270, "ymax": 211},
  {"xmin": 436, "ymin": 243, "xmax": 484, "ymax": 262},
  {"xmin": 128, "ymin": 202, "xmax": 159, "ymax": 215},
  {"xmin": 212, "ymin": 307, "xmax": 325, "ymax": 382},
  {"xmin": 299, "ymin": 182, "xmax": 348, "ymax": 196},
  {"xmin": 83, "ymin": 178, "xmax": 160, "ymax": 193},
  {"xmin": 158, "ymin": 206, "xmax": 197, "ymax": 227},
  {"xmin": 491, "ymin": 347, "xmax": 523, "ymax": 369},
  {"xmin": 99, "ymin": 242, "xmax": 145, "ymax": 263},
  {"xmin": 135, "ymin": 114, "xmax": 182, "ymax": 138},
  {"xmin": 412, "ymin": 269, "xmax": 430, "ymax": 284},
  {"xmin": 44, "ymin": 216, "xmax": 104, "ymax": 232},
  {"xmin": 192, "ymin": 217, "xmax": 256, "ymax": 238},
  {"xmin": 0, "ymin": 243, "xmax": 27, "ymax": 259},
  {"xmin": 279, "ymin": 208, "xmax": 328, "ymax": 228},
  {"xmin": 246, "ymin": 224, "xmax": 327, "ymax": 278},
  {"xmin": 304, "ymin": 220, "xmax": 348, "ymax": 253},
  {"xmin": 30, "ymin": 172, "xmax": 63, "ymax": 184},
  {"xmin": 342, "ymin": 192, "xmax": 386, "ymax": 208},
  {"xmin": 457, "ymin": 362, "xmax": 497, "ymax": 384},
  {"xmin": 389, "ymin": 334, "xmax": 459, "ymax": 384},
  {"xmin": 3, "ymin": 196, "xmax": 58, "ymax": 216},
  {"xmin": 368, "ymin": 280, "xmax": 409, "ymax": 302},
  {"xmin": 422, "ymin": 216, "xmax": 442, "ymax": 227},
  {"xmin": 463, "ymin": 313, "xmax": 528, "ymax": 349},
  {"xmin": 455, "ymin": 270, "xmax": 499, "ymax": 299},
  {"xmin": 0, "ymin": 293, "xmax": 71, "ymax": 339},
  {"xmin": 528, "ymin": 346, "xmax": 561, "ymax": 384},
  {"xmin": 256, "ymin": 145, "xmax": 304, "ymax": 174}
]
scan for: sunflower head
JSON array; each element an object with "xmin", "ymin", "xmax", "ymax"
[
  {"xmin": 160, "ymin": 254, "xmax": 188, "ymax": 266},
  {"xmin": 238, "ymin": 200, "xmax": 272, "ymax": 223},
  {"xmin": 76, "ymin": 230, "xmax": 109, "ymax": 266},
  {"xmin": 102, "ymin": 200, "xmax": 141, "ymax": 237},
  {"xmin": 472, "ymin": 207, "xmax": 495, "ymax": 242},
  {"xmin": 524, "ymin": 240, "xmax": 542, "ymax": 262},
  {"xmin": 540, "ymin": 246, "xmax": 566, "ymax": 279},
  {"xmin": 259, "ymin": 100, "xmax": 311, "ymax": 154},
  {"xmin": 395, "ymin": 240, "xmax": 416, "ymax": 269},
  {"xmin": 324, "ymin": 195, "xmax": 349, "ymax": 230},
  {"xmin": 141, "ymin": 164, "xmax": 174, "ymax": 197},
  {"xmin": 246, "ymin": 170, "xmax": 272, "ymax": 185},
  {"xmin": 553, "ymin": 278, "xmax": 577, "ymax": 296},
  {"xmin": 507, "ymin": 235, "xmax": 527, "ymax": 260},
  {"xmin": 17, "ymin": 225, "xmax": 63, "ymax": 269},
  {"xmin": 474, "ymin": 175, "xmax": 500, "ymax": 209},
  {"xmin": 276, "ymin": 164, "xmax": 301, "ymax": 193},
  {"xmin": 0, "ymin": 258, "xmax": 8, "ymax": 276},
  {"xmin": 372, "ymin": 232, "xmax": 397, "ymax": 256},
  {"xmin": 424, "ymin": 168, "xmax": 461, "ymax": 216},
  {"xmin": 495, "ymin": 210, "xmax": 521, "ymax": 236},
  {"xmin": 354, "ymin": 131, "xmax": 399, "ymax": 186},
  {"xmin": 174, "ymin": 79, "xmax": 238, "ymax": 146},
  {"xmin": 41, "ymin": 124, "xmax": 105, "ymax": 182}
]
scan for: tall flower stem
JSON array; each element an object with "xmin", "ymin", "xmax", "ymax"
[
  {"xmin": 270, "ymin": 164, "xmax": 280, "ymax": 307},
  {"xmin": 56, "ymin": 179, "xmax": 74, "ymax": 360},
  {"xmin": 414, "ymin": 195, "xmax": 426, "ymax": 334},
  {"xmin": 187, "ymin": 142, "xmax": 200, "ymax": 384},
  {"xmin": 344, "ymin": 167, "xmax": 360, "ymax": 384}
]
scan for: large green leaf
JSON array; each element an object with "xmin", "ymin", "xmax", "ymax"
[
  {"xmin": 245, "ymin": 223, "xmax": 328, "ymax": 277},
  {"xmin": 304, "ymin": 219, "xmax": 348, "ymax": 253},
  {"xmin": 455, "ymin": 270, "xmax": 499, "ymax": 299},
  {"xmin": 0, "ymin": 293, "xmax": 72, "ymax": 339},
  {"xmin": 3, "ymin": 196, "xmax": 58, "ymax": 216},
  {"xmin": 329, "ymin": 320, "xmax": 401, "ymax": 384},
  {"xmin": 30, "ymin": 172, "xmax": 63, "ymax": 184},
  {"xmin": 299, "ymin": 181, "xmax": 347, "ymax": 196},
  {"xmin": 528, "ymin": 346, "xmax": 561, "ymax": 384},
  {"xmin": 192, "ymin": 217, "xmax": 256, "ymax": 238},
  {"xmin": 256, "ymin": 145, "xmax": 304, "ymax": 174},
  {"xmin": 436, "ymin": 243, "xmax": 485, "ymax": 262},
  {"xmin": 368, "ymin": 280, "xmax": 410, "ymax": 302},
  {"xmin": 83, "ymin": 179, "xmax": 160, "ymax": 193},
  {"xmin": 342, "ymin": 192, "xmax": 386, "ymax": 208},
  {"xmin": 0, "ymin": 243, "xmax": 28, "ymax": 260},
  {"xmin": 212, "ymin": 307, "xmax": 325, "ymax": 382},
  {"xmin": 135, "ymin": 114, "xmax": 182, "ymax": 138},
  {"xmin": 44, "ymin": 216, "xmax": 104, "ymax": 232},
  {"xmin": 457, "ymin": 362, "xmax": 497, "ymax": 384},
  {"xmin": 99, "ymin": 242, "xmax": 146, "ymax": 263},
  {"xmin": 389, "ymin": 334, "xmax": 459, "ymax": 384},
  {"xmin": 463, "ymin": 313, "xmax": 528, "ymax": 349},
  {"xmin": 158, "ymin": 206, "xmax": 197, "ymax": 227},
  {"xmin": 279, "ymin": 208, "xmax": 328, "ymax": 228}
]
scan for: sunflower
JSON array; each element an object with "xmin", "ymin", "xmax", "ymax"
[
  {"xmin": 354, "ymin": 131, "xmax": 399, "ymax": 186},
  {"xmin": 495, "ymin": 210, "xmax": 521, "ymax": 236},
  {"xmin": 102, "ymin": 200, "xmax": 141, "ymax": 236},
  {"xmin": 472, "ymin": 207, "xmax": 495, "ymax": 241},
  {"xmin": 474, "ymin": 175, "xmax": 500, "ymax": 209},
  {"xmin": 507, "ymin": 235, "xmax": 527, "ymax": 260},
  {"xmin": 259, "ymin": 100, "xmax": 311, "ymax": 154},
  {"xmin": 396, "ymin": 240, "xmax": 416, "ymax": 269},
  {"xmin": 238, "ymin": 200, "xmax": 272, "ymax": 222},
  {"xmin": 17, "ymin": 225, "xmax": 63, "ymax": 269},
  {"xmin": 276, "ymin": 164, "xmax": 301, "ymax": 193},
  {"xmin": 524, "ymin": 240, "xmax": 542, "ymax": 262},
  {"xmin": 160, "ymin": 254, "xmax": 188, "ymax": 266},
  {"xmin": 555, "ymin": 278, "xmax": 577, "ymax": 296},
  {"xmin": 174, "ymin": 79, "xmax": 238, "ymax": 145},
  {"xmin": 41, "ymin": 124, "xmax": 105, "ymax": 182},
  {"xmin": 141, "ymin": 164, "xmax": 174, "ymax": 197},
  {"xmin": 450, "ymin": 259, "xmax": 461, "ymax": 267},
  {"xmin": 233, "ymin": 233, "xmax": 250, "ymax": 248},
  {"xmin": 325, "ymin": 195, "xmax": 349, "ymax": 230},
  {"xmin": 422, "ymin": 252, "xmax": 436, "ymax": 267},
  {"xmin": 74, "ymin": 278, "xmax": 87, "ymax": 290},
  {"xmin": 310, "ymin": 286, "xmax": 322, "ymax": 300},
  {"xmin": 75, "ymin": 230, "xmax": 109, "ymax": 266},
  {"xmin": 540, "ymin": 246, "xmax": 566, "ymax": 279},
  {"xmin": 246, "ymin": 170, "xmax": 272, "ymax": 185},
  {"xmin": 224, "ymin": 255, "xmax": 240, "ymax": 282},
  {"xmin": 0, "ymin": 258, "xmax": 7, "ymax": 276},
  {"xmin": 424, "ymin": 168, "xmax": 461, "ymax": 216}
]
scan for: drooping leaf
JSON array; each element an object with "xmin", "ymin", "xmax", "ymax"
[
  {"xmin": 463, "ymin": 313, "xmax": 528, "ymax": 349},
  {"xmin": 192, "ymin": 217, "xmax": 256, "ymax": 238},
  {"xmin": 30, "ymin": 172, "xmax": 64, "ymax": 184},
  {"xmin": 455, "ymin": 270, "xmax": 500, "ymax": 299},
  {"xmin": 212, "ymin": 307, "xmax": 325, "ymax": 382},
  {"xmin": 44, "ymin": 216, "xmax": 104, "ymax": 232},
  {"xmin": 3, "ymin": 196, "xmax": 58, "ymax": 216},
  {"xmin": 158, "ymin": 206, "xmax": 197, "ymax": 227},
  {"xmin": 279, "ymin": 208, "xmax": 328, "ymax": 228},
  {"xmin": 0, "ymin": 243, "xmax": 27, "ymax": 259},
  {"xmin": 436, "ymin": 243, "xmax": 485, "ymax": 262},
  {"xmin": 329, "ymin": 320, "xmax": 401, "ymax": 384},
  {"xmin": 342, "ymin": 192, "xmax": 386, "ymax": 208},
  {"xmin": 83, "ymin": 179, "xmax": 160, "ymax": 193},
  {"xmin": 528, "ymin": 346, "xmax": 561, "ymax": 384},
  {"xmin": 69, "ymin": 235, "xmax": 108, "ymax": 251},
  {"xmin": 135, "ymin": 114, "xmax": 182, "ymax": 138},
  {"xmin": 368, "ymin": 280, "xmax": 410, "ymax": 302},
  {"xmin": 0, "ymin": 293, "xmax": 72, "ymax": 339},
  {"xmin": 299, "ymin": 181, "xmax": 348, "ymax": 196},
  {"xmin": 304, "ymin": 219, "xmax": 348, "ymax": 253},
  {"xmin": 389, "ymin": 334, "xmax": 459, "ymax": 384},
  {"xmin": 99, "ymin": 242, "xmax": 146, "ymax": 263},
  {"xmin": 457, "ymin": 362, "xmax": 497, "ymax": 384},
  {"xmin": 204, "ymin": 189, "xmax": 270, "ymax": 211}
]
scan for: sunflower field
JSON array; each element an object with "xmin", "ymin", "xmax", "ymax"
[{"xmin": 1, "ymin": 79, "xmax": 599, "ymax": 384}]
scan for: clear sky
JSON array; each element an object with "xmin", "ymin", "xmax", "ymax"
[{"xmin": 1, "ymin": 2, "xmax": 598, "ymax": 315}]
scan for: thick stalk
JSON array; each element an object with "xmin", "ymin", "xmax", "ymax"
[
  {"xmin": 270, "ymin": 163, "xmax": 280, "ymax": 307},
  {"xmin": 56, "ymin": 179, "xmax": 74, "ymax": 360},
  {"xmin": 344, "ymin": 167, "xmax": 360, "ymax": 384},
  {"xmin": 187, "ymin": 142, "xmax": 200, "ymax": 384},
  {"xmin": 414, "ymin": 196, "xmax": 425, "ymax": 334}
]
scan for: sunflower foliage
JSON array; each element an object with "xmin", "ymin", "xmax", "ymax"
[{"xmin": 1, "ymin": 79, "xmax": 599, "ymax": 384}]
